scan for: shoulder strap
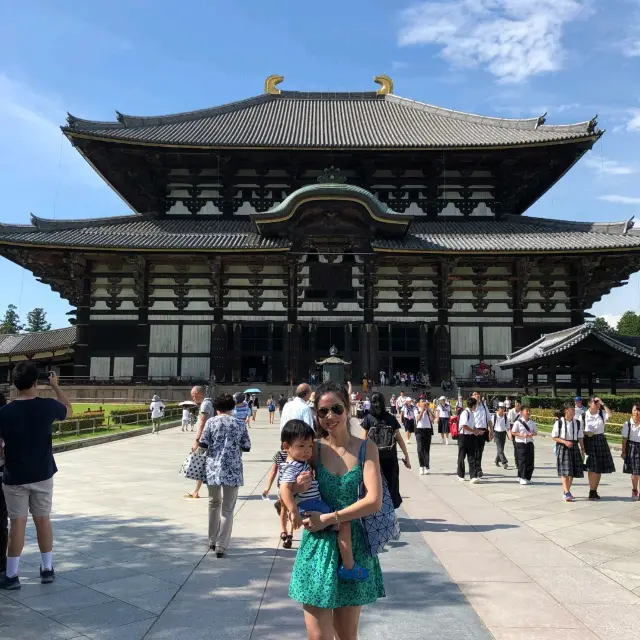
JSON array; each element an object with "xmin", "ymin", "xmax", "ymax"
[{"xmin": 358, "ymin": 440, "xmax": 368, "ymax": 468}]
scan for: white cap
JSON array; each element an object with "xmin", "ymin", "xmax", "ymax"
[
  {"xmin": 498, "ymin": 402, "xmax": 505, "ymax": 407},
  {"xmin": 438, "ymin": 396, "xmax": 446, "ymax": 401}
]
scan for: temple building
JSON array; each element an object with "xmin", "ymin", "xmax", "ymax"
[{"xmin": 1, "ymin": 74, "xmax": 639, "ymax": 386}]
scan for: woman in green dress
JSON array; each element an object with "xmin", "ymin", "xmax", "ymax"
[{"xmin": 289, "ymin": 381, "xmax": 385, "ymax": 640}]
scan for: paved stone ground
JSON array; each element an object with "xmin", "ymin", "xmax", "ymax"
[{"xmin": 1, "ymin": 414, "xmax": 638, "ymax": 639}]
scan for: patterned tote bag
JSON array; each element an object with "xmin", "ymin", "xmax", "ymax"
[
  {"xmin": 180, "ymin": 449, "xmax": 207, "ymax": 482},
  {"xmin": 357, "ymin": 441, "xmax": 401, "ymax": 556}
]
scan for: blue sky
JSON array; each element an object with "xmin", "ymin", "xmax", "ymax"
[{"xmin": 1, "ymin": 0, "xmax": 639, "ymax": 329}]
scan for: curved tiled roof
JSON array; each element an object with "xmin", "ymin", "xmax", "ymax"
[
  {"xmin": 0, "ymin": 326, "xmax": 76, "ymax": 356},
  {"xmin": 63, "ymin": 91, "xmax": 599, "ymax": 149},
  {"xmin": 498, "ymin": 324, "xmax": 640, "ymax": 369},
  {"xmin": 0, "ymin": 214, "xmax": 638, "ymax": 253}
]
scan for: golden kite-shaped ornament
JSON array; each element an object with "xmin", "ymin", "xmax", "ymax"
[
  {"xmin": 264, "ymin": 74, "xmax": 284, "ymax": 95},
  {"xmin": 374, "ymin": 75, "xmax": 394, "ymax": 95}
]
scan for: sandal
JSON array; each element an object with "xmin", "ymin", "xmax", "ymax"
[
  {"xmin": 280, "ymin": 532, "xmax": 288, "ymax": 541},
  {"xmin": 283, "ymin": 534, "xmax": 293, "ymax": 549}
]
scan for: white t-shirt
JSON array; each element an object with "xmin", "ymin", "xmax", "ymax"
[
  {"xmin": 459, "ymin": 408, "xmax": 475, "ymax": 434},
  {"xmin": 396, "ymin": 396, "xmax": 407, "ymax": 410},
  {"xmin": 182, "ymin": 409, "xmax": 191, "ymax": 422},
  {"xmin": 417, "ymin": 406, "xmax": 433, "ymax": 429},
  {"xmin": 473, "ymin": 403, "xmax": 492, "ymax": 430},
  {"xmin": 436, "ymin": 403, "xmax": 450, "ymax": 420},
  {"xmin": 622, "ymin": 420, "xmax": 640, "ymax": 443},
  {"xmin": 402, "ymin": 405, "xmax": 417, "ymax": 421},
  {"xmin": 493, "ymin": 413, "xmax": 509, "ymax": 432},
  {"xmin": 507, "ymin": 408, "xmax": 520, "ymax": 425},
  {"xmin": 504, "ymin": 399, "xmax": 512, "ymax": 410},
  {"xmin": 280, "ymin": 397, "xmax": 315, "ymax": 431},
  {"xmin": 584, "ymin": 410, "xmax": 607, "ymax": 435},
  {"xmin": 150, "ymin": 401, "xmax": 165, "ymax": 419},
  {"xmin": 511, "ymin": 418, "xmax": 537, "ymax": 443}
]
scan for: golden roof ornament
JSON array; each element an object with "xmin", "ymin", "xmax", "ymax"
[
  {"xmin": 374, "ymin": 75, "xmax": 394, "ymax": 95},
  {"xmin": 264, "ymin": 74, "xmax": 284, "ymax": 95}
]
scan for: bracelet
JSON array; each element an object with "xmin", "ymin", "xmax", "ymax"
[{"xmin": 333, "ymin": 511, "xmax": 340, "ymax": 525}]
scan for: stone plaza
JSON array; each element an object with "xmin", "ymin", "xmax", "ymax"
[{"xmin": 1, "ymin": 412, "xmax": 639, "ymax": 640}]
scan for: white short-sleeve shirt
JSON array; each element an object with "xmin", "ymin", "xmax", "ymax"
[
  {"xmin": 493, "ymin": 413, "xmax": 509, "ymax": 432},
  {"xmin": 551, "ymin": 418, "xmax": 584, "ymax": 441},
  {"xmin": 622, "ymin": 419, "xmax": 640, "ymax": 443},
  {"xmin": 459, "ymin": 408, "xmax": 475, "ymax": 434},
  {"xmin": 511, "ymin": 418, "xmax": 537, "ymax": 443},
  {"xmin": 583, "ymin": 410, "xmax": 607, "ymax": 435},
  {"xmin": 436, "ymin": 404, "xmax": 450, "ymax": 420}
]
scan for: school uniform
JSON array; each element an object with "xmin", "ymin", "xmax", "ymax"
[
  {"xmin": 493, "ymin": 413, "xmax": 509, "ymax": 467},
  {"xmin": 512, "ymin": 417, "xmax": 537, "ymax": 481},
  {"xmin": 457, "ymin": 409, "xmax": 478, "ymax": 480},
  {"xmin": 508, "ymin": 407, "xmax": 520, "ymax": 468},
  {"xmin": 402, "ymin": 405, "xmax": 417, "ymax": 434},
  {"xmin": 436, "ymin": 403, "xmax": 451, "ymax": 434},
  {"xmin": 552, "ymin": 417, "xmax": 584, "ymax": 478},
  {"xmin": 473, "ymin": 403, "xmax": 492, "ymax": 476},
  {"xmin": 415, "ymin": 407, "xmax": 434, "ymax": 470},
  {"xmin": 583, "ymin": 411, "xmax": 615, "ymax": 474},
  {"xmin": 622, "ymin": 419, "xmax": 640, "ymax": 476}
]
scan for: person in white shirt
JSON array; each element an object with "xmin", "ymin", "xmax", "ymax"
[
  {"xmin": 504, "ymin": 397, "xmax": 511, "ymax": 411},
  {"xmin": 379, "ymin": 370, "xmax": 386, "ymax": 386},
  {"xmin": 507, "ymin": 399, "xmax": 521, "ymax": 469},
  {"xmin": 149, "ymin": 395, "xmax": 165, "ymax": 434},
  {"xmin": 396, "ymin": 391, "xmax": 407, "ymax": 412},
  {"xmin": 363, "ymin": 397, "xmax": 371, "ymax": 414},
  {"xmin": 583, "ymin": 396, "xmax": 615, "ymax": 500},
  {"xmin": 551, "ymin": 403, "xmax": 585, "ymax": 502},
  {"xmin": 471, "ymin": 391, "xmax": 493, "ymax": 478},
  {"xmin": 280, "ymin": 384, "xmax": 315, "ymax": 432},
  {"xmin": 574, "ymin": 396, "xmax": 586, "ymax": 419},
  {"xmin": 181, "ymin": 407, "xmax": 191, "ymax": 432},
  {"xmin": 416, "ymin": 398, "xmax": 435, "ymax": 475},
  {"xmin": 401, "ymin": 400, "xmax": 417, "ymax": 442},
  {"xmin": 511, "ymin": 406, "xmax": 537, "ymax": 485},
  {"xmin": 457, "ymin": 397, "xmax": 481, "ymax": 483},
  {"xmin": 621, "ymin": 404, "xmax": 640, "ymax": 501},
  {"xmin": 455, "ymin": 395, "xmax": 464, "ymax": 415},
  {"xmin": 350, "ymin": 391, "xmax": 358, "ymax": 417},
  {"xmin": 436, "ymin": 396, "xmax": 451, "ymax": 446},
  {"xmin": 492, "ymin": 403, "xmax": 510, "ymax": 470}
]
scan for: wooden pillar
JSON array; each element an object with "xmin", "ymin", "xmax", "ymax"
[
  {"xmin": 232, "ymin": 323, "xmax": 242, "ymax": 383},
  {"xmin": 575, "ymin": 372, "xmax": 582, "ymax": 397},
  {"xmin": 550, "ymin": 366, "xmax": 557, "ymax": 398},
  {"xmin": 267, "ymin": 323, "xmax": 274, "ymax": 383},
  {"xmin": 73, "ymin": 259, "xmax": 92, "ymax": 380},
  {"xmin": 211, "ymin": 324, "xmax": 227, "ymax": 383},
  {"xmin": 368, "ymin": 324, "xmax": 379, "ymax": 388},
  {"xmin": 587, "ymin": 373, "xmax": 594, "ymax": 397},
  {"xmin": 309, "ymin": 324, "xmax": 317, "ymax": 381},
  {"xmin": 287, "ymin": 323, "xmax": 301, "ymax": 386},
  {"xmin": 610, "ymin": 369, "xmax": 617, "ymax": 395},
  {"xmin": 131, "ymin": 256, "xmax": 150, "ymax": 381},
  {"xmin": 532, "ymin": 372, "xmax": 539, "ymax": 396},
  {"xmin": 435, "ymin": 260, "xmax": 452, "ymax": 383},
  {"xmin": 419, "ymin": 324, "xmax": 428, "ymax": 379}
]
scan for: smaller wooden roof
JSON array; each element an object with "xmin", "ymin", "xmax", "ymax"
[
  {"xmin": 0, "ymin": 326, "xmax": 76, "ymax": 357},
  {"xmin": 498, "ymin": 324, "xmax": 640, "ymax": 370}
]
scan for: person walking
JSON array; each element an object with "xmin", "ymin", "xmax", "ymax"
[
  {"xmin": 472, "ymin": 391, "xmax": 493, "ymax": 478},
  {"xmin": 511, "ymin": 406, "xmax": 537, "ymax": 485},
  {"xmin": 493, "ymin": 402, "xmax": 510, "ymax": 469},
  {"xmin": 621, "ymin": 404, "xmax": 640, "ymax": 501},
  {"xmin": 457, "ymin": 397, "xmax": 480, "ymax": 484},
  {"xmin": 0, "ymin": 365, "xmax": 71, "ymax": 590},
  {"xmin": 401, "ymin": 399, "xmax": 417, "ymax": 443},
  {"xmin": 149, "ymin": 395, "xmax": 165, "ymax": 434},
  {"xmin": 362, "ymin": 392, "xmax": 410, "ymax": 509},
  {"xmin": 185, "ymin": 386, "xmax": 214, "ymax": 499},
  {"xmin": 583, "ymin": 396, "xmax": 615, "ymax": 500},
  {"xmin": 199, "ymin": 393, "xmax": 251, "ymax": 557},
  {"xmin": 267, "ymin": 396, "xmax": 276, "ymax": 424},
  {"xmin": 0, "ymin": 393, "xmax": 7, "ymax": 580},
  {"xmin": 416, "ymin": 398, "xmax": 435, "ymax": 475},
  {"xmin": 436, "ymin": 396, "xmax": 451, "ymax": 445},
  {"xmin": 574, "ymin": 396, "xmax": 586, "ymax": 420},
  {"xmin": 551, "ymin": 403, "xmax": 585, "ymax": 502},
  {"xmin": 277, "ymin": 393, "xmax": 287, "ymax": 416},
  {"xmin": 507, "ymin": 398, "xmax": 521, "ymax": 471},
  {"xmin": 289, "ymin": 381, "xmax": 385, "ymax": 640},
  {"xmin": 280, "ymin": 384, "xmax": 314, "ymax": 431}
]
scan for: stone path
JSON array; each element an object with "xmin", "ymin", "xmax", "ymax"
[{"xmin": 1, "ymin": 414, "xmax": 639, "ymax": 639}]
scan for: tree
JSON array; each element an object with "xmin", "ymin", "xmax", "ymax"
[
  {"xmin": 617, "ymin": 311, "xmax": 640, "ymax": 336},
  {"xmin": 593, "ymin": 317, "xmax": 616, "ymax": 334},
  {"xmin": 0, "ymin": 304, "xmax": 22, "ymax": 334},
  {"xmin": 25, "ymin": 308, "xmax": 51, "ymax": 333}
]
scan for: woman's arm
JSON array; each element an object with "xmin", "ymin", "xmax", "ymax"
[
  {"xmin": 309, "ymin": 440, "xmax": 383, "ymax": 529},
  {"xmin": 394, "ymin": 429, "xmax": 410, "ymax": 467}
]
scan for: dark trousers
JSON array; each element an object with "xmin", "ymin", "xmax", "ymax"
[
  {"xmin": 494, "ymin": 431, "xmax": 508, "ymax": 466},
  {"xmin": 415, "ymin": 429, "xmax": 433, "ymax": 469},
  {"xmin": 516, "ymin": 442, "xmax": 535, "ymax": 480},
  {"xmin": 512, "ymin": 437, "xmax": 519, "ymax": 469},
  {"xmin": 475, "ymin": 433, "xmax": 487, "ymax": 474},
  {"xmin": 0, "ymin": 485, "xmax": 7, "ymax": 573},
  {"xmin": 457, "ymin": 434, "xmax": 477, "ymax": 479}
]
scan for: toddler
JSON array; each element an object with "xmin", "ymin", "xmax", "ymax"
[
  {"xmin": 263, "ymin": 445, "xmax": 293, "ymax": 548},
  {"xmin": 279, "ymin": 419, "xmax": 369, "ymax": 581}
]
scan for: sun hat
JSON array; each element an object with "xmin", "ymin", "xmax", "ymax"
[{"xmin": 152, "ymin": 395, "xmax": 159, "ymax": 401}]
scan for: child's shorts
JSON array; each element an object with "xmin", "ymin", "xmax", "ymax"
[{"xmin": 298, "ymin": 498, "xmax": 333, "ymax": 515}]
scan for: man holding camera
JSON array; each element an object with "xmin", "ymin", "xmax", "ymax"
[{"xmin": 0, "ymin": 362, "xmax": 71, "ymax": 590}]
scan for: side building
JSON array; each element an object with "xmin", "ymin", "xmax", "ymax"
[{"xmin": 1, "ymin": 76, "xmax": 639, "ymax": 386}]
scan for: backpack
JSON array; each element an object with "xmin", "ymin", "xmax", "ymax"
[
  {"xmin": 268, "ymin": 400, "xmax": 275, "ymax": 411},
  {"xmin": 449, "ymin": 415, "xmax": 460, "ymax": 440},
  {"xmin": 366, "ymin": 415, "xmax": 396, "ymax": 458}
]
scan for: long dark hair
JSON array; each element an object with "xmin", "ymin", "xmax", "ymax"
[
  {"xmin": 313, "ymin": 381, "xmax": 350, "ymax": 438},
  {"xmin": 554, "ymin": 402, "xmax": 574, "ymax": 421},
  {"xmin": 370, "ymin": 391, "xmax": 386, "ymax": 418}
]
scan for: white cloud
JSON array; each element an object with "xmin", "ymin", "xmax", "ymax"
[
  {"xmin": 598, "ymin": 194, "xmax": 640, "ymax": 204},
  {"xmin": 627, "ymin": 109, "xmax": 640, "ymax": 132},
  {"xmin": 583, "ymin": 155, "xmax": 635, "ymax": 175},
  {"xmin": 0, "ymin": 74, "xmax": 102, "ymax": 188},
  {"xmin": 599, "ymin": 314, "xmax": 622, "ymax": 329},
  {"xmin": 397, "ymin": 0, "xmax": 588, "ymax": 83}
]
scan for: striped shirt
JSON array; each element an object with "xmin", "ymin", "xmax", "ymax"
[
  {"xmin": 279, "ymin": 460, "xmax": 321, "ymax": 504},
  {"xmin": 272, "ymin": 450, "xmax": 288, "ymax": 487},
  {"xmin": 233, "ymin": 402, "xmax": 252, "ymax": 426}
]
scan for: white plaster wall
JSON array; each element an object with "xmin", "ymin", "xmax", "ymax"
[
  {"xmin": 148, "ymin": 357, "xmax": 178, "ymax": 378},
  {"xmin": 483, "ymin": 326, "xmax": 512, "ymax": 356},
  {"xmin": 181, "ymin": 357, "xmax": 210, "ymax": 379},
  {"xmin": 150, "ymin": 325, "xmax": 179, "ymax": 352},
  {"xmin": 451, "ymin": 326, "xmax": 480, "ymax": 356},
  {"xmin": 182, "ymin": 325, "xmax": 211, "ymax": 354},
  {"xmin": 113, "ymin": 357, "xmax": 134, "ymax": 379},
  {"xmin": 90, "ymin": 357, "xmax": 110, "ymax": 380}
]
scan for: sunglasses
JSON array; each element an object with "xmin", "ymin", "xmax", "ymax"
[{"xmin": 317, "ymin": 404, "xmax": 346, "ymax": 419}]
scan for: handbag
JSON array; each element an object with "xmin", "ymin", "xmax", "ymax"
[
  {"xmin": 357, "ymin": 441, "xmax": 400, "ymax": 556},
  {"xmin": 180, "ymin": 449, "xmax": 207, "ymax": 482}
]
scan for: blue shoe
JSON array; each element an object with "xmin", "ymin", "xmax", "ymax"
[
  {"xmin": 338, "ymin": 563, "xmax": 369, "ymax": 581},
  {"xmin": 0, "ymin": 573, "xmax": 21, "ymax": 590}
]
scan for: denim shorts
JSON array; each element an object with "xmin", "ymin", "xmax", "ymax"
[{"xmin": 298, "ymin": 497, "xmax": 333, "ymax": 515}]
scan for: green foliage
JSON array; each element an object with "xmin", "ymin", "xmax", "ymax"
[
  {"xmin": 25, "ymin": 308, "xmax": 52, "ymax": 332},
  {"xmin": 54, "ymin": 414, "xmax": 106, "ymax": 435},
  {"xmin": 0, "ymin": 304, "xmax": 22, "ymax": 334},
  {"xmin": 617, "ymin": 311, "xmax": 640, "ymax": 336},
  {"xmin": 528, "ymin": 407, "xmax": 628, "ymax": 433},
  {"xmin": 110, "ymin": 403, "xmax": 180, "ymax": 425},
  {"xmin": 593, "ymin": 317, "xmax": 616, "ymax": 334},
  {"xmin": 522, "ymin": 395, "xmax": 639, "ymax": 414}
]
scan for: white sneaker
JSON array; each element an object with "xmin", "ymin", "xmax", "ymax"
[
  {"xmin": 457, "ymin": 476, "xmax": 466, "ymax": 483},
  {"xmin": 519, "ymin": 478, "xmax": 527, "ymax": 485},
  {"xmin": 419, "ymin": 467, "xmax": 425, "ymax": 475},
  {"xmin": 445, "ymin": 439, "xmax": 449, "ymax": 446},
  {"xmin": 425, "ymin": 468, "xmax": 430, "ymax": 475},
  {"xmin": 470, "ymin": 478, "xmax": 480, "ymax": 484}
]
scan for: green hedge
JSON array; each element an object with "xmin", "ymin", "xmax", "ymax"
[
  {"xmin": 522, "ymin": 395, "xmax": 640, "ymax": 413},
  {"xmin": 55, "ymin": 415, "xmax": 106, "ymax": 435},
  {"xmin": 110, "ymin": 404, "xmax": 181, "ymax": 426}
]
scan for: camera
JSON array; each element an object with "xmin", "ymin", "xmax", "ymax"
[{"xmin": 37, "ymin": 372, "xmax": 52, "ymax": 384}]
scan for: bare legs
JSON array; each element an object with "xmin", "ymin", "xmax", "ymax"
[
  {"xmin": 32, "ymin": 516, "xmax": 53, "ymax": 554},
  {"xmin": 336, "ymin": 522, "xmax": 354, "ymax": 570},
  {"xmin": 632, "ymin": 475, "xmax": 639, "ymax": 492},
  {"xmin": 561, "ymin": 476, "xmax": 573, "ymax": 493},
  {"xmin": 303, "ymin": 605, "xmax": 361, "ymax": 640},
  {"xmin": 588, "ymin": 471, "xmax": 601, "ymax": 491},
  {"xmin": 187, "ymin": 480, "xmax": 202, "ymax": 498},
  {"xmin": 7, "ymin": 518, "xmax": 27, "ymax": 559}
]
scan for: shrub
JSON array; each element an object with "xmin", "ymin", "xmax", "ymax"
[
  {"xmin": 528, "ymin": 407, "xmax": 628, "ymax": 435},
  {"xmin": 521, "ymin": 395, "xmax": 640, "ymax": 413},
  {"xmin": 54, "ymin": 414, "xmax": 106, "ymax": 435},
  {"xmin": 110, "ymin": 403, "xmax": 180, "ymax": 426}
]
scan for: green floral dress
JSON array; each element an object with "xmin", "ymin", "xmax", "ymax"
[{"xmin": 289, "ymin": 443, "xmax": 385, "ymax": 609}]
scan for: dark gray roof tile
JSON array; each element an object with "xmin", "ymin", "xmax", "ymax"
[{"xmin": 0, "ymin": 327, "xmax": 76, "ymax": 356}]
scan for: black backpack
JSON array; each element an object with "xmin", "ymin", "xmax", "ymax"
[{"xmin": 366, "ymin": 415, "xmax": 396, "ymax": 458}]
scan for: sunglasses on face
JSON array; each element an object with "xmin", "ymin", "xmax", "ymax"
[{"xmin": 317, "ymin": 404, "xmax": 346, "ymax": 419}]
